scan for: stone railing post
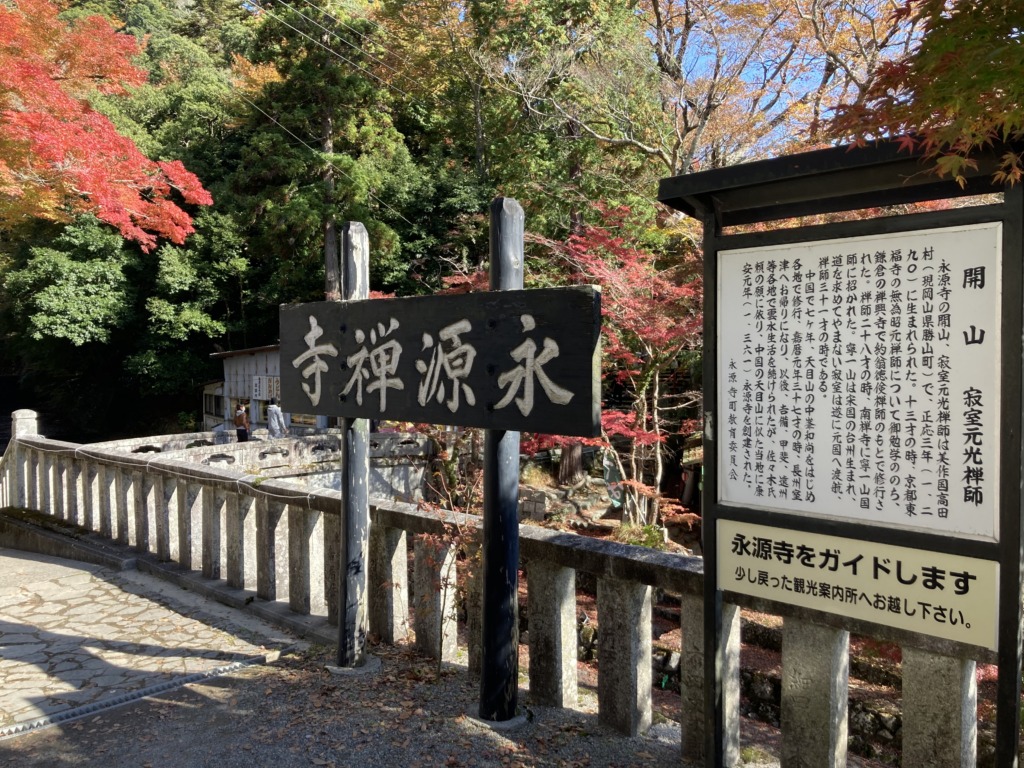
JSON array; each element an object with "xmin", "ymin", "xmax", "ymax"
[
  {"xmin": 137, "ymin": 470, "xmax": 155, "ymax": 554},
  {"xmin": 226, "ymin": 492, "xmax": 258, "ymax": 591},
  {"xmin": 256, "ymin": 497, "xmax": 289, "ymax": 602},
  {"xmin": 288, "ymin": 505, "xmax": 325, "ymax": 614},
  {"xmin": 176, "ymin": 480, "xmax": 203, "ymax": 571},
  {"xmin": 155, "ymin": 474, "xmax": 174, "ymax": 561},
  {"xmin": 64, "ymin": 455, "xmax": 83, "ymax": 526},
  {"xmin": 902, "ymin": 646, "xmax": 976, "ymax": 767},
  {"xmin": 40, "ymin": 450, "xmax": 55, "ymax": 516},
  {"xmin": 527, "ymin": 559, "xmax": 577, "ymax": 708},
  {"xmin": 9, "ymin": 410, "xmax": 38, "ymax": 508},
  {"xmin": 413, "ymin": 534, "xmax": 458, "ymax": 662},
  {"xmin": 597, "ymin": 576, "xmax": 652, "ymax": 736},
  {"xmin": 781, "ymin": 618, "xmax": 850, "ymax": 768},
  {"xmin": 202, "ymin": 485, "xmax": 224, "ymax": 579},
  {"xmin": 368, "ymin": 521, "xmax": 409, "ymax": 644},
  {"xmin": 82, "ymin": 461, "xmax": 99, "ymax": 532},
  {"xmin": 99, "ymin": 463, "xmax": 116, "ymax": 539},
  {"xmin": 26, "ymin": 447, "xmax": 40, "ymax": 510},
  {"xmin": 115, "ymin": 467, "xmax": 133, "ymax": 545},
  {"xmin": 464, "ymin": 535, "xmax": 483, "ymax": 678},
  {"xmin": 679, "ymin": 595, "xmax": 741, "ymax": 765}
]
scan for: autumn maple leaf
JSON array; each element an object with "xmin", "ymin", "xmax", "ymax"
[{"xmin": 0, "ymin": 0, "xmax": 211, "ymax": 250}]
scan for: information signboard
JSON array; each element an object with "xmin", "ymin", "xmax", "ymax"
[
  {"xmin": 719, "ymin": 519, "xmax": 999, "ymax": 650},
  {"xmin": 717, "ymin": 223, "xmax": 1002, "ymax": 540},
  {"xmin": 279, "ymin": 286, "xmax": 601, "ymax": 436}
]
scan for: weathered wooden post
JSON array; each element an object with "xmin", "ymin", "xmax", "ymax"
[
  {"xmin": 479, "ymin": 198, "xmax": 524, "ymax": 721},
  {"xmin": 280, "ymin": 197, "xmax": 601, "ymax": 707},
  {"xmin": 338, "ymin": 222, "xmax": 371, "ymax": 667}
]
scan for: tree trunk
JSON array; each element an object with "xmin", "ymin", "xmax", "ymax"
[
  {"xmin": 322, "ymin": 81, "xmax": 340, "ymax": 301},
  {"xmin": 558, "ymin": 442, "xmax": 585, "ymax": 486}
]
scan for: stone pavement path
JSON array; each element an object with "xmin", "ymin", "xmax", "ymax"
[{"xmin": 0, "ymin": 547, "xmax": 299, "ymax": 734}]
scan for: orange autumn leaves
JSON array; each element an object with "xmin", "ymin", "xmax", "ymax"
[{"xmin": 0, "ymin": 0, "xmax": 211, "ymax": 250}]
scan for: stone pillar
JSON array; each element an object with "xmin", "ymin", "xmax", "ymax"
[
  {"xmin": 413, "ymin": 535, "xmax": 458, "ymax": 662},
  {"xmin": 242, "ymin": 494, "xmax": 257, "ymax": 590},
  {"xmin": 27, "ymin": 449, "xmax": 40, "ymax": 510},
  {"xmin": 225, "ymin": 492, "xmax": 242, "ymax": 588},
  {"xmin": 9, "ymin": 410, "xmax": 39, "ymax": 507},
  {"xmin": 679, "ymin": 595, "xmax": 741, "ymax": 765},
  {"xmin": 137, "ymin": 470, "xmax": 154, "ymax": 554},
  {"xmin": 256, "ymin": 498, "xmax": 289, "ymax": 602},
  {"xmin": 48, "ymin": 454, "xmax": 62, "ymax": 520},
  {"xmin": 156, "ymin": 474, "xmax": 174, "ymax": 561},
  {"xmin": 176, "ymin": 480, "xmax": 203, "ymax": 571},
  {"xmin": 597, "ymin": 576, "xmax": 652, "ymax": 736},
  {"xmin": 115, "ymin": 467, "xmax": 133, "ymax": 545},
  {"xmin": 310, "ymin": 510, "xmax": 326, "ymax": 615},
  {"xmin": 368, "ymin": 522, "xmax": 409, "ymax": 644},
  {"xmin": 65, "ymin": 456, "xmax": 83, "ymax": 526},
  {"xmin": 98, "ymin": 463, "xmax": 115, "ymax": 539},
  {"xmin": 287, "ymin": 504, "xmax": 315, "ymax": 614},
  {"xmin": 83, "ymin": 462, "xmax": 98, "ymax": 532},
  {"xmin": 527, "ymin": 559, "xmax": 577, "ymax": 708},
  {"xmin": 163, "ymin": 479, "xmax": 180, "ymax": 561},
  {"xmin": 464, "ymin": 535, "xmax": 483, "ymax": 679},
  {"xmin": 57, "ymin": 454, "xmax": 72, "ymax": 521},
  {"xmin": 781, "ymin": 618, "xmax": 849, "ymax": 768},
  {"xmin": 902, "ymin": 647, "xmax": 976, "ymax": 768},
  {"xmin": 226, "ymin": 493, "xmax": 258, "ymax": 591},
  {"xmin": 202, "ymin": 486, "xmax": 223, "ymax": 580},
  {"xmin": 40, "ymin": 451, "xmax": 53, "ymax": 516}
]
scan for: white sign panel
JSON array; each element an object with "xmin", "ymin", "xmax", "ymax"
[
  {"xmin": 252, "ymin": 376, "xmax": 281, "ymax": 401},
  {"xmin": 719, "ymin": 519, "xmax": 999, "ymax": 651},
  {"xmin": 718, "ymin": 223, "xmax": 1001, "ymax": 539}
]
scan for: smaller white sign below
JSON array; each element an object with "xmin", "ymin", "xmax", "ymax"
[
  {"xmin": 718, "ymin": 518, "xmax": 999, "ymax": 651},
  {"xmin": 252, "ymin": 376, "xmax": 281, "ymax": 402}
]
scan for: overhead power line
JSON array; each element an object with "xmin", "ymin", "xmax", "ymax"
[{"xmin": 237, "ymin": 92, "xmax": 417, "ymax": 229}]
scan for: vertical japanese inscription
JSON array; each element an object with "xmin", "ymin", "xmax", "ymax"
[{"xmin": 718, "ymin": 224, "xmax": 1002, "ymax": 538}]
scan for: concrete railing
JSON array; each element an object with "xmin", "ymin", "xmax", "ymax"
[{"xmin": 0, "ymin": 410, "xmax": 982, "ymax": 767}]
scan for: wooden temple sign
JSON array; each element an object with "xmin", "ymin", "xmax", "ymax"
[{"xmin": 280, "ymin": 286, "xmax": 601, "ymax": 436}]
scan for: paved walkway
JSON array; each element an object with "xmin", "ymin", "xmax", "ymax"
[
  {"xmin": 0, "ymin": 546, "xmax": 892, "ymax": 767},
  {"xmin": 0, "ymin": 547, "xmax": 299, "ymax": 735}
]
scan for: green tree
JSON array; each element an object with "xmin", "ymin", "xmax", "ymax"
[
  {"xmin": 226, "ymin": 0, "xmax": 424, "ymax": 318},
  {"xmin": 0, "ymin": 0, "xmax": 248, "ymax": 434}
]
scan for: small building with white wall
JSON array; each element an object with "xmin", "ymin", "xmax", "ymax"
[{"xmin": 203, "ymin": 344, "xmax": 331, "ymax": 434}]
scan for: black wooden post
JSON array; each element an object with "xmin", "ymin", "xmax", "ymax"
[
  {"xmin": 479, "ymin": 198, "xmax": 524, "ymax": 720},
  {"xmin": 337, "ymin": 221, "xmax": 371, "ymax": 667}
]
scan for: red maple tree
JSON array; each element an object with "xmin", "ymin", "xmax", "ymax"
[
  {"xmin": 0, "ymin": 0, "xmax": 211, "ymax": 250},
  {"xmin": 558, "ymin": 205, "xmax": 703, "ymax": 525},
  {"xmin": 827, "ymin": 0, "xmax": 1024, "ymax": 185}
]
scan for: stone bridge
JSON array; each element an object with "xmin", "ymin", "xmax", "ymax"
[{"xmin": 0, "ymin": 410, "xmax": 983, "ymax": 766}]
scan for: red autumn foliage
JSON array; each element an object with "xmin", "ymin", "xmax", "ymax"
[
  {"xmin": 0, "ymin": 0, "xmax": 212, "ymax": 250},
  {"xmin": 560, "ymin": 205, "xmax": 702, "ymax": 445}
]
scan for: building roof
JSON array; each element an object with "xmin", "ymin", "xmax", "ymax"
[{"xmin": 209, "ymin": 344, "xmax": 280, "ymax": 360}]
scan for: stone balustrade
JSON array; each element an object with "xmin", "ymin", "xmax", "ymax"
[{"xmin": 0, "ymin": 410, "xmax": 983, "ymax": 767}]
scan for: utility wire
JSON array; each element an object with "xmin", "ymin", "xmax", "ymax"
[
  {"xmin": 238, "ymin": 93, "xmax": 417, "ymax": 229},
  {"xmin": 251, "ymin": 0, "xmax": 412, "ymax": 100},
  {"xmin": 269, "ymin": 0, "xmax": 472, "ymax": 117},
  {"xmin": 248, "ymin": 0, "xmax": 664, "ymax": 217}
]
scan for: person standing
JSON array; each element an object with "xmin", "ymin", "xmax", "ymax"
[
  {"xmin": 267, "ymin": 397, "xmax": 287, "ymax": 438},
  {"xmin": 234, "ymin": 402, "xmax": 250, "ymax": 442}
]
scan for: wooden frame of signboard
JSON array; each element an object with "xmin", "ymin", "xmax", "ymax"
[{"xmin": 659, "ymin": 140, "xmax": 1024, "ymax": 767}]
